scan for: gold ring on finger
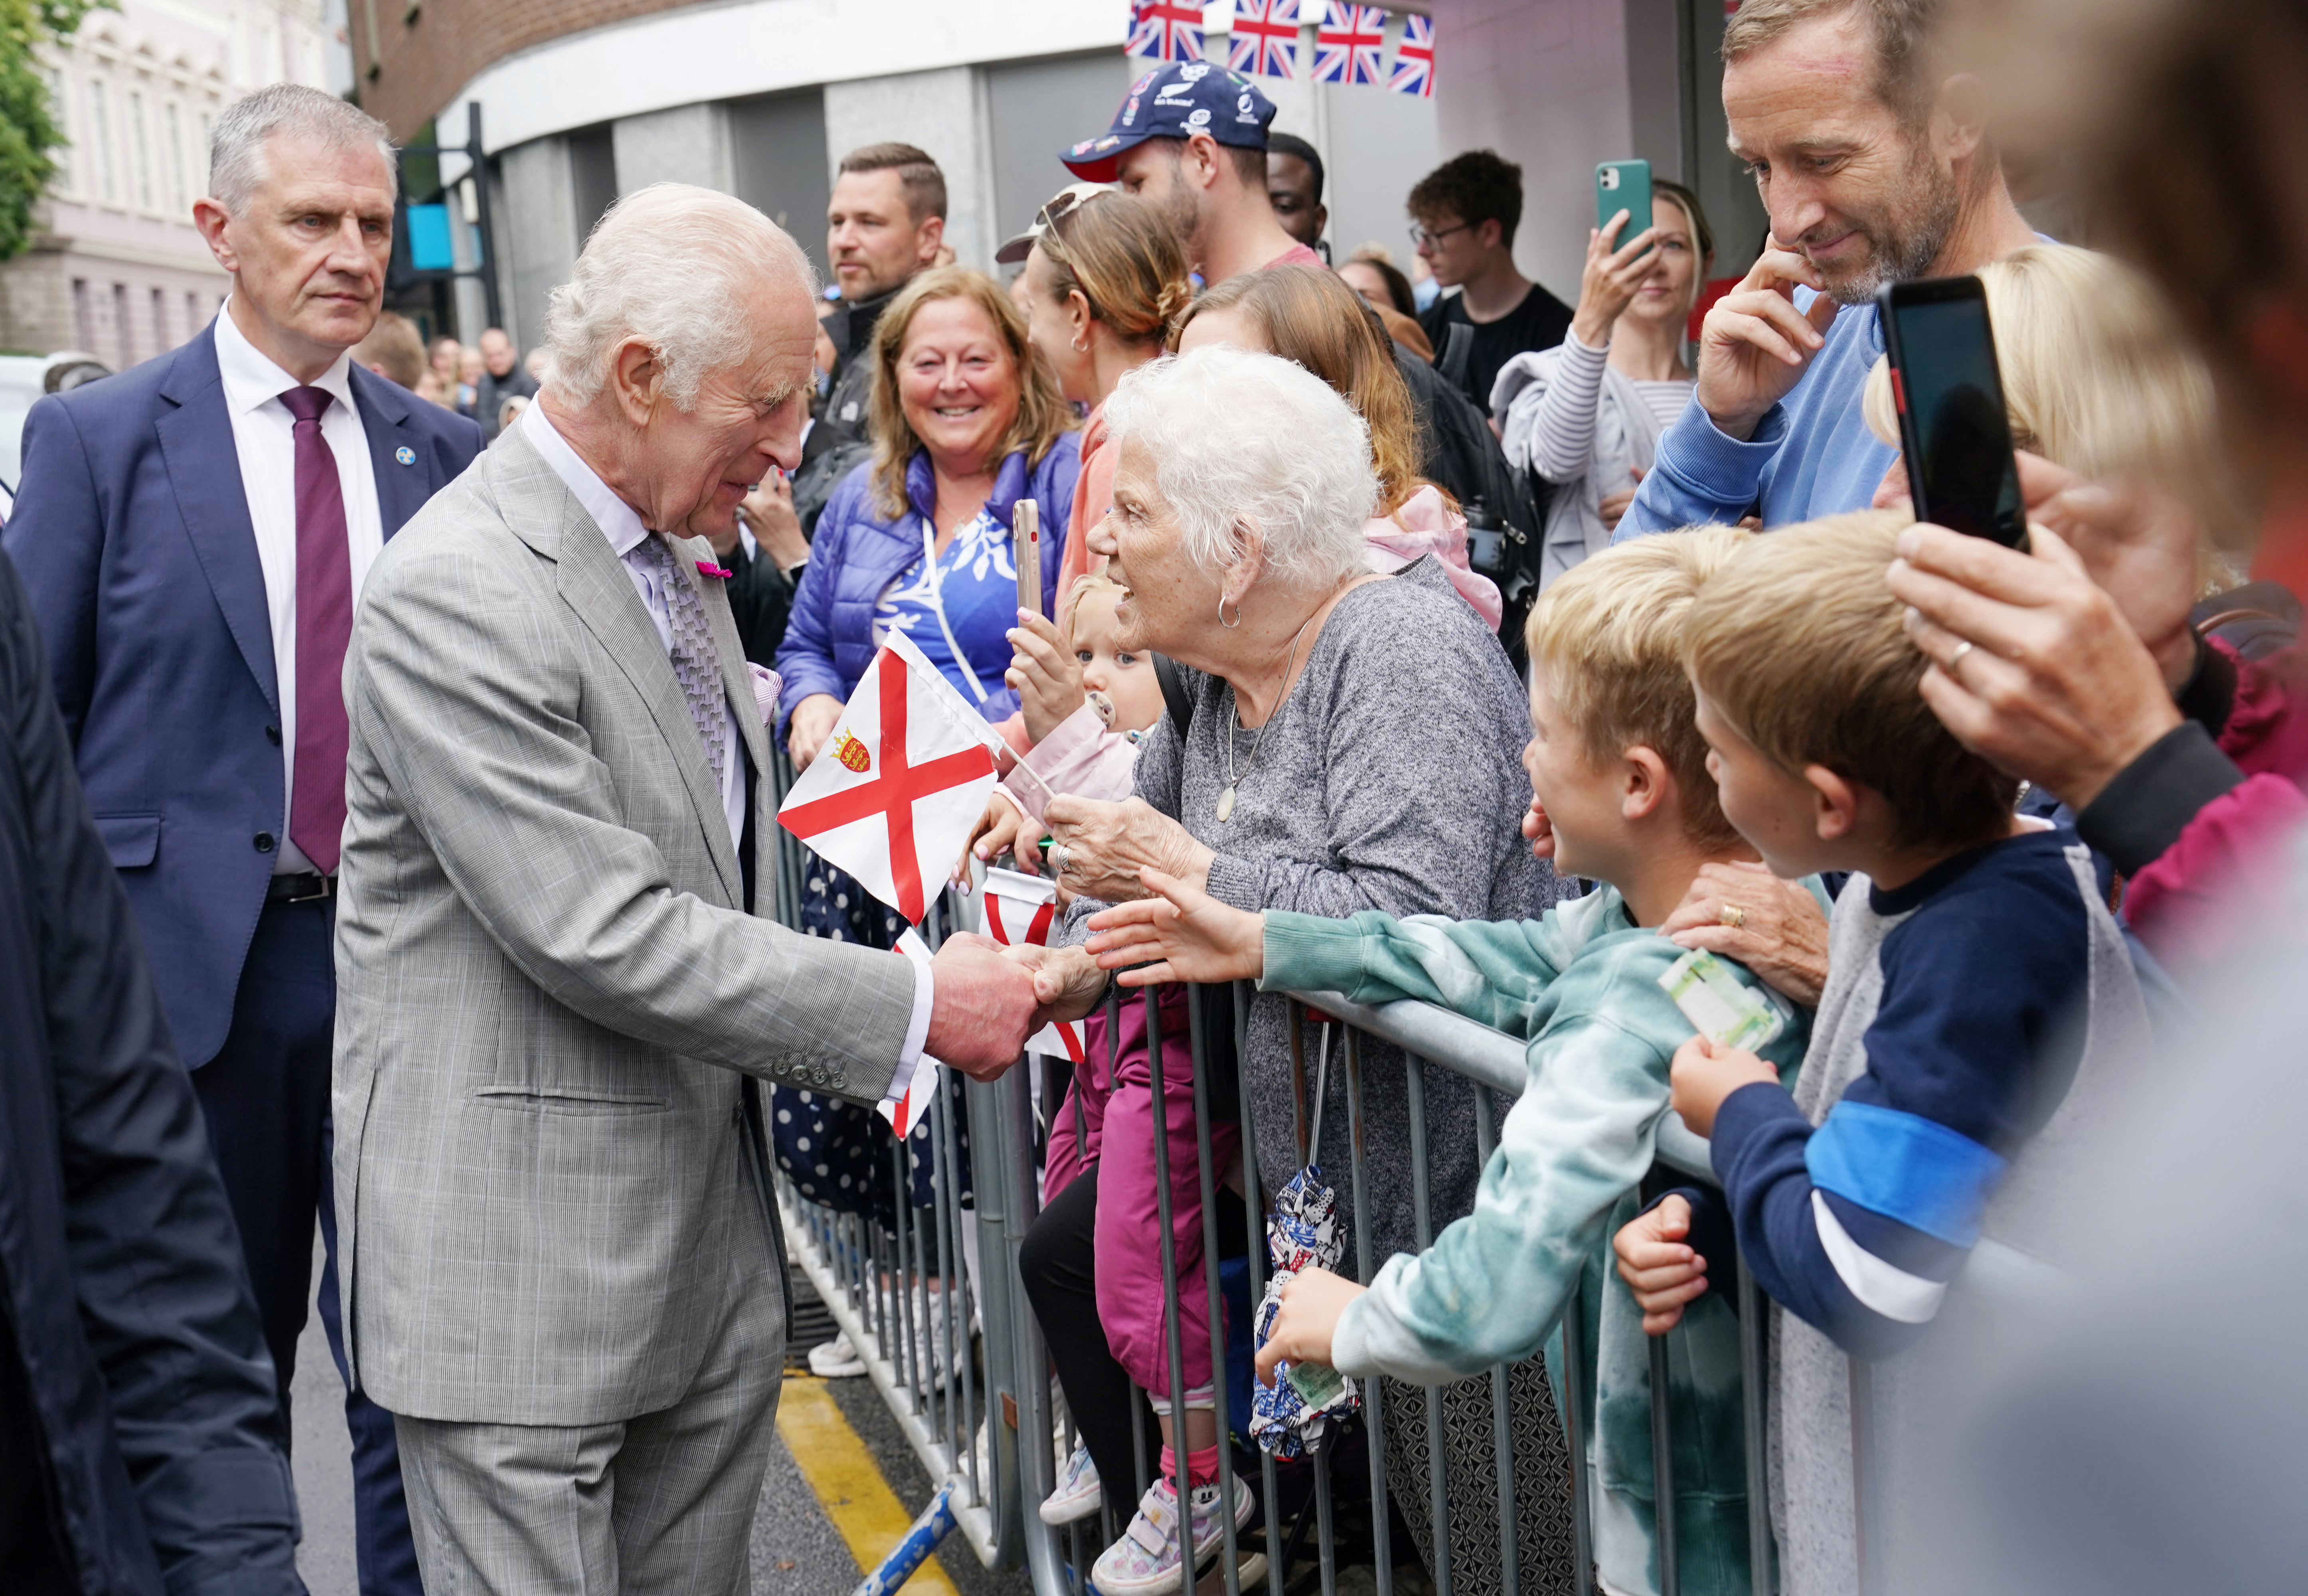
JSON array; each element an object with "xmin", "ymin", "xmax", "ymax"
[{"xmin": 1719, "ymin": 903, "xmax": 1746, "ymax": 930}]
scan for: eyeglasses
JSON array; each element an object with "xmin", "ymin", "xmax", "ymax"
[
  {"xmin": 1036, "ymin": 187, "xmax": 1102, "ymax": 243},
  {"xmin": 1408, "ymin": 219, "xmax": 1473, "ymax": 251}
]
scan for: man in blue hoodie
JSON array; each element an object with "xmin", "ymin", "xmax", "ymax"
[{"xmin": 1618, "ymin": 0, "xmax": 2037, "ymax": 536}]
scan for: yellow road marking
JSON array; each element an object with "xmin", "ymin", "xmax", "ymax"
[{"xmin": 777, "ymin": 1375, "xmax": 964, "ymax": 1596}]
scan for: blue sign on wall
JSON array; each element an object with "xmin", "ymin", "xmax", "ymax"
[{"xmin": 405, "ymin": 203, "xmax": 454, "ymax": 272}]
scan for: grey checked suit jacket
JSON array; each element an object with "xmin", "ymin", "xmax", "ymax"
[{"xmin": 332, "ymin": 425, "xmax": 917, "ymax": 1426}]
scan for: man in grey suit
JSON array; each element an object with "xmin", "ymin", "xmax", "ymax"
[{"xmin": 333, "ymin": 183, "xmax": 1038, "ymax": 1592}]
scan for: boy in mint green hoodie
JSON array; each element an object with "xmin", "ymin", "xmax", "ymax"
[{"xmin": 1085, "ymin": 528, "xmax": 1820, "ymax": 1596}]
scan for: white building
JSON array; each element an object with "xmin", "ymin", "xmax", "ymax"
[{"xmin": 4, "ymin": 0, "xmax": 332, "ymax": 367}]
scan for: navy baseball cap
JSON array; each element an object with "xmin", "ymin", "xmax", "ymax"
[{"xmin": 1060, "ymin": 61, "xmax": 1278, "ymax": 183}]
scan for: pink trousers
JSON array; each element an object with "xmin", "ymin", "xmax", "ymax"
[{"xmin": 1093, "ymin": 985, "xmax": 1240, "ymax": 1400}]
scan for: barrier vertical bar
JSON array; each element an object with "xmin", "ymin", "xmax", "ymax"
[
  {"xmin": 1557, "ymin": 1276, "xmax": 1595, "ymax": 1596},
  {"xmin": 1851, "ymin": 1360, "xmax": 1884, "ymax": 1596},
  {"xmin": 1340, "ymin": 1029, "xmax": 1392, "ymax": 1592},
  {"xmin": 1236, "ymin": 981, "xmax": 1286, "ymax": 1596},
  {"xmin": 1402, "ymin": 1056, "xmax": 1448, "ymax": 1596},
  {"xmin": 1738, "ymin": 1260, "xmax": 1772, "ymax": 1595},
  {"xmin": 1187, "ymin": 986, "xmax": 1245, "ymax": 1596},
  {"xmin": 1144, "ymin": 988, "xmax": 1195, "ymax": 1574},
  {"xmin": 1471, "ymin": 1086, "xmax": 1519, "ymax": 1596},
  {"xmin": 1650, "ymin": 1331, "xmax": 1680, "ymax": 1596}
]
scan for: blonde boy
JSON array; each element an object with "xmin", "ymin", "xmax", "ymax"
[
  {"xmin": 1614, "ymin": 510, "xmax": 2150, "ymax": 1596},
  {"xmin": 1085, "ymin": 530, "xmax": 1818, "ymax": 1596}
]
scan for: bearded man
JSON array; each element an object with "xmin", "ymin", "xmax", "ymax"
[{"xmin": 1618, "ymin": 0, "xmax": 2038, "ymax": 535}]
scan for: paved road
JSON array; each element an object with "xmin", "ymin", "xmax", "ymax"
[{"xmin": 288, "ymin": 1251, "xmax": 1029, "ymax": 1596}]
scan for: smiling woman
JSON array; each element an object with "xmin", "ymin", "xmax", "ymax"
[
  {"xmin": 777, "ymin": 265, "xmax": 1079, "ymax": 764},
  {"xmin": 769, "ymin": 266, "xmax": 1081, "ymax": 1243}
]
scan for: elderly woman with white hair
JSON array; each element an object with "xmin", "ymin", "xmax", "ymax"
[{"xmin": 1018, "ymin": 346, "xmax": 1573, "ymax": 1596}]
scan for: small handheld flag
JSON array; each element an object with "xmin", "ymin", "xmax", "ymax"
[
  {"xmin": 982, "ymin": 867, "xmax": 1089, "ymax": 1065},
  {"xmin": 778, "ymin": 630, "xmax": 1001, "ymax": 926}
]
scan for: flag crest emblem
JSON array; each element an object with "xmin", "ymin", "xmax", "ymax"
[{"xmin": 833, "ymin": 730, "xmax": 871, "ymax": 774}]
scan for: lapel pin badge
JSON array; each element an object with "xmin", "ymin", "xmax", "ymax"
[{"xmin": 394, "ymin": 445, "xmax": 416, "ymax": 466}]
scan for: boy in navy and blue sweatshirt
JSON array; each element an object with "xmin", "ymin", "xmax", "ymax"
[{"xmin": 1611, "ymin": 511, "xmax": 2151, "ymax": 1596}]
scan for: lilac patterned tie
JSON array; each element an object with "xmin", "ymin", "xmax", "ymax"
[{"xmin": 637, "ymin": 535, "xmax": 729, "ymax": 788}]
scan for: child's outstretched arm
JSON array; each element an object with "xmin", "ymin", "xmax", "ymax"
[{"xmin": 1085, "ymin": 867, "xmax": 1265, "ymax": 985}]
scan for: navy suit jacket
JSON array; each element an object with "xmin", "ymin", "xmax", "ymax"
[{"xmin": 0, "ymin": 320, "xmax": 485, "ymax": 1067}]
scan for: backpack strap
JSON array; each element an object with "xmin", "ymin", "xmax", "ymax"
[
  {"xmin": 1152, "ymin": 654, "xmax": 1194, "ymax": 737},
  {"xmin": 1436, "ymin": 319, "xmax": 1476, "ymax": 398}
]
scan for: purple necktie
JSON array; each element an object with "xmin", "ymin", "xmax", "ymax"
[{"xmin": 280, "ymin": 385, "xmax": 352, "ymax": 875}]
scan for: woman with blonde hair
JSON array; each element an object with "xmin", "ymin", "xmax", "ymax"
[
  {"xmin": 1175, "ymin": 263, "xmax": 1504, "ymax": 627},
  {"xmin": 779, "ymin": 265, "xmax": 1079, "ymax": 764},
  {"xmin": 1010, "ymin": 186, "xmax": 1194, "ymax": 607},
  {"xmin": 1494, "ymin": 177, "xmax": 1715, "ymax": 585}
]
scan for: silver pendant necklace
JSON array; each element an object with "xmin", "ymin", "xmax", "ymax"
[{"xmin": 1218, "ymin": 600, "xmax": 1324, "ymax": 824}]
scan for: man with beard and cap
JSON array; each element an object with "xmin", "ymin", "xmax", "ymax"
[
  {"xmin": 1059, "ymin": 61, "xmax": 1320, "ymax": 286},
  {"xmin": 1618, "ymin": 0, "xmax": 2039, "ymax": 536}
]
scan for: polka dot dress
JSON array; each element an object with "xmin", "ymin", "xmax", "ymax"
[{"xmin": 772, "ymin": 851, "xmax": 972, "ymax": 1226}]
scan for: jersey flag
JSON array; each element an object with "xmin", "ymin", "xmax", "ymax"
[
  {"xmin": 1313, "ymin": 3, "xmax": 1386, "ymax": 85},
  {"xmin": 981, "ymin": 866, "xmax": 1089, "ymax": 1065},
  {"xmin": 778, "ymin": 628, "xmax": 1000, "ymax": 928}
]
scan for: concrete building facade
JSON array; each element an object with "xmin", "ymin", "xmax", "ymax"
[
  {"xmin": 348, "ymin": 0, "xmax": 1772, "ymax": 358},
  {"xmin": 6, "ymin": 0, "xmax": 333, "ymax": 366}
]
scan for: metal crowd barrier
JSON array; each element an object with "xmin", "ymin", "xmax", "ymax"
[{"xmin": 760, "ymin": 750, "xmax": 2056, "ymax": 1596}]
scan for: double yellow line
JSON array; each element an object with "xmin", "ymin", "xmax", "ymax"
[{"xmin": 777, "ymin": 1375, "xmax": 964, "ymax": 1596}]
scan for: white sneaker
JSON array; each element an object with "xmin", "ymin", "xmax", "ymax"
[
  {"xmin": 1091, "ymin": 1474, "xmax": 1255, "ymax": 1596},
  {"xmin": 1039, "ymin": 1441, "xmax": 1103, "ymax": 1525},
  {"xmin": 807, "ymin": 1331, "xmax": 867, "ymax": 1378}
]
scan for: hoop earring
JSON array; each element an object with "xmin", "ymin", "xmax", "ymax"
[
  {"xmin": 1071, "ymin": 334, "xmax": 1090, "ymax": 354},
  {"xmin": 1218, "ymin": 595, "xmax": 1241, "ymax": 629}
]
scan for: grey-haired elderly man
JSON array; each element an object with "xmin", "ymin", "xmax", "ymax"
[{"xmin": 332, "ymin": 183, "xmax": 1039, "ymax": 1589}]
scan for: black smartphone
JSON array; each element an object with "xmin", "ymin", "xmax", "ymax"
[{"xmin": 1875, "ymin": 276, "xmax": 2027, "ymax": 547}]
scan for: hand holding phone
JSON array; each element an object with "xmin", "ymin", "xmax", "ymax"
[
  {"xmin": 1877, "ymin": 276, "xmax": 2027, "ymax": 547},
  {"xmin": 1595, "ymin": 161, "xmax": 1654, "ymax": 261}
]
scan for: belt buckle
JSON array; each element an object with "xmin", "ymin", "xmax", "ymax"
[{"xmin": 284, "ymin": 873, "xmax": 335, "ymax": 905}]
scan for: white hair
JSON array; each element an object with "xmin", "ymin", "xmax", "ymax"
[
  {"xmin": 1101, "ymin": 346, "xmax": 1376, "ymax": 589},
  {"xmin": 209, "ymin": 83, "xmax": 396, "ymax": 214},
  {"xmin": 543, "ymin": 183, "xmax": 819, "ymax": 412}
]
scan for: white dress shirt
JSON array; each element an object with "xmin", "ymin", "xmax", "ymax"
[
  {"xmin": 520, "ymin": 403, "xmax": 937, "ymax": 1085},
  {"xmin": 213, "ymin": 300, "xmax": 384, "ymax": 875}
]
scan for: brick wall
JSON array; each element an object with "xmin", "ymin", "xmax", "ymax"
[{"xmin": 350, "ymin": 0, "xmax": 699, "ymax": 140}]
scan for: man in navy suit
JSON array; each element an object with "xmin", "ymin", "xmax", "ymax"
[{"xmin": 2, "ymin": 83, "xmax": 482, "ymax": 1596}]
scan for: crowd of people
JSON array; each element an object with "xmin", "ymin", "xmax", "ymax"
[{"xmin": 1, "ymin": 0, "xmax": 2304, "ymax": 1589}]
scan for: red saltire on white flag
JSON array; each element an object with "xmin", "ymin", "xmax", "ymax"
[
  {"xmin": 982, "ymin": 866, "xmax": 1090, "ymax": 1065},
  {"xmin": 779, "ymin": 628, "xmax": 1001, "ymax": 926}
]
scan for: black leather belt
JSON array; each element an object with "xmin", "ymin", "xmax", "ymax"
[{"xmin": 266, "ymin": 872, "xmax": 335, "ymax": 905}]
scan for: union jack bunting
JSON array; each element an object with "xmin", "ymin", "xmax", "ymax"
[
  {"xmin": 1389, "ymin": 12, "xmax": 1436, "ymax": 97},
  {"xmin": 1228, "ymin": 0, "xmax": 1300, "ymax": 79},
  {"xmin": 1128, "ymin": 0, "xmax": 1205, "ymax": 63},
  {"xmin": 1312, "ymin": 2, "xmax": 1386, "ymax": 85}
]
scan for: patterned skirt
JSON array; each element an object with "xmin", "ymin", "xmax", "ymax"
[
  {"xmin": 771, "ymin": 850, "xmax": 970, "ymax": 1226},
  {"xmin": 1380, "ymin": 1359, "xmax": 1580, "ymax": 1596}
]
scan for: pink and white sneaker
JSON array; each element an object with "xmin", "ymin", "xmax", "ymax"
[{"xmin": 1090, "ymin": 1473, "xmax": 1255, "ymax": 1596}]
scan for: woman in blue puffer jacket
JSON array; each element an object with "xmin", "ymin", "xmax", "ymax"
[
  {"xmin": 770, "ymin": 267, "xmax": 1077, "ymax": 1276},
  {"xmin": 779, "ymin": 266, "xmax": 1079, "ymax": 757}
]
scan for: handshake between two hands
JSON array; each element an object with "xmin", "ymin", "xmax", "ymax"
[{"xmin": 920, "ymin": 869, "xmax": 1269, "ymax": 1078}]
